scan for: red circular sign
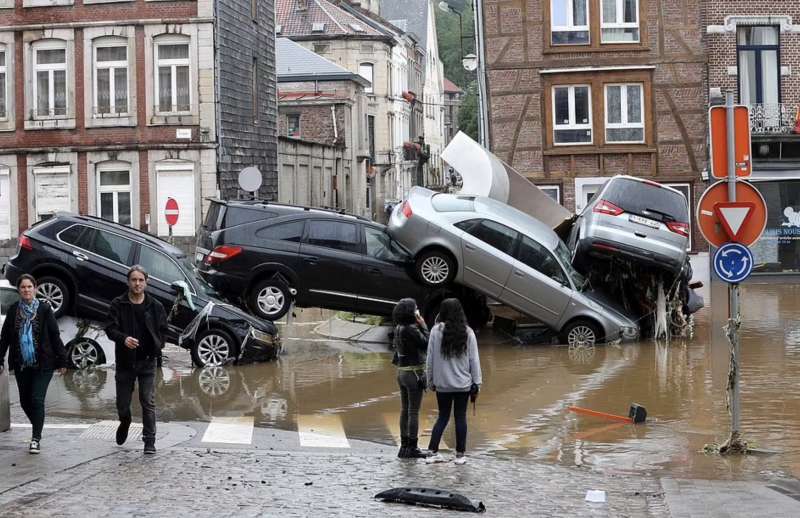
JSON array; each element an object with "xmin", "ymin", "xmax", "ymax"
[
  {"xmin": 165, "ymin": 197, "xmax": 179, "ymax": 227},
  {"xmin": 697, "ymin": 180, "xmax": 767, "ymax": 248}
]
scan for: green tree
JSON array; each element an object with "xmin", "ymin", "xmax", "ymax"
[
  {"xmin": 435, "ymin": 2, "xmax": 475, "ymax": 89},
  {"xmin": 458, "ymin": 80, "xmax": 479, "ymax": 141}
]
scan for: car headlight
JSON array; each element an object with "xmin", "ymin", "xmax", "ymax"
[
  {"xmin": 249, "ymin": 326, "xmax": 277, "ymax": 344},
  {"xmin": 622, "ymin": 326, "xmax": 639, "ymax": 339}
]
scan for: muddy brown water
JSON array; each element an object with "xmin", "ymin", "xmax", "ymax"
[{"xmin": 31, "ymin": 286, "xmax": 800, "ymax": 480}]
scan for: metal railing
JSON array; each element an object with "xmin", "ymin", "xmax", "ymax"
[{"xmin": 749, "ymin": 103, "xmax": 799, "ymax": 135}]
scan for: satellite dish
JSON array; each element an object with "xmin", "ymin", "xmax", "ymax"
[{"xmin": 238, "ymin": 166, "xmax": 263, "ymax": 192}]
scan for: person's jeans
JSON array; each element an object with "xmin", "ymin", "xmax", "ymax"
[
  {"xmin": 427, "ymin": 391, "xmax": 469, "ymax": 454},
  {"xmin": 15, "ymin": 368, "xmax": 54, "ymax": 441},
  {"xmin": 116, "ymin": 359, "xmax": 157, "ymax": 442},
  {"xmin": 397, "ymin": 370, "xmax": 424, "ymax": 440}
]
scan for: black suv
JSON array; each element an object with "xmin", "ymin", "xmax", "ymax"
[
  {"xmin": 196, "ymin": 200, "xmax": 452, "ymax": 322},
  {"xmin": 3, "ymin": 214, "xmax": 280, "ymax": 367}
]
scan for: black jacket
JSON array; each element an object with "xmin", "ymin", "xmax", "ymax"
[
  {"xmin": 0, "ymin": 301, "xmax": 68, "ymax": 371},
  {"xmin": 105, "ymin": 293, "xmax": 168, "ymax": 369},
  {"xmin": 393, "ymin": 324, "xmax": 429, "ymax": 367}
]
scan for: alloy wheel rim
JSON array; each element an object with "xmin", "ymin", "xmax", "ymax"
[
  {"xmin": 568, "ymin": 325, "xmax": 596, "ymax": 347},
  {"xmin": 257, "ymin": 286, "xmax": 285, "ymax": 315},
  {"xmin": 71, "ymin": 341, "xmax": 99, "ymax": 369},
  {"xmin": 198, "ymin": 366, "xmax": 231, "ymax": 397},
  {"xmin": 197, "ymin": 334, "xmax": 230, "ymax": 366},
  {"xmin": 37, "ymin": 283, "xmax": 64, "ymax": 312},
  {"xmin": 421, "ymin": 257, "xmax": 449, "ymax": 284}
]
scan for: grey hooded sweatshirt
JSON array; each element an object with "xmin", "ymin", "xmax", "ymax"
[{"xmin": 426, "ymin": 323, "xmax": 482, "ymax": 392}]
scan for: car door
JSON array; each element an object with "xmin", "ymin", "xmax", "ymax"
[
  {"xmin": 457, "ymin": 219, "xmax": 518, "ymax": 298},
  {"xmin": 358, "ymin": 225, "xmax": 418, "ymax": 314},
  {"xmin": 297, "ymin": 219, "xmax": 363, "ymax": 310},
  {"xmin": 500, "ymin": 235, "xmax": 572, "ymax": 327},
  {"xmin": 135, "ymin": 244, "xmax": 197, "ymax": 335}
]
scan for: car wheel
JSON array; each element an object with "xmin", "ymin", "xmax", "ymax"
[
  {"xmin": 66, "ymin": 338, "xmax": 105, "ymax": 369},
  {"xmin": 416, "ymin": 250, "xmax": 455, "ymax": 287},
  {"xmin": 191, "ymin": 328, "xmax": 236, "ymax": 368},
  {"xmin": 561, "ymin": 320, "xmax": 602, "ymax": 347},
  {"xmin": 196, "ymin": 365, "xmax": 232, "ymax": 398},
  {"xmin": 37, "ymin": 276, "xmax": 70, "ymax": 317},
  {"xmin": 249, "ymin": 279, "xmax": 291, "ymax": 320}
]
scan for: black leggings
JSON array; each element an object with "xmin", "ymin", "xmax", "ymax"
[
  {"xmin": 15, "ymin": 368, "xmax": 54, "ymax": 441},
  {"xmin": 427, "ymin": 391, "xmax": 469, "ymax": 454}
]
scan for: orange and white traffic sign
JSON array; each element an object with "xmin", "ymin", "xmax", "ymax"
[
  {"xmin": 709, "ymin": 105, "xmax": 752, "ymax": 179},
  {"xmin": 697, "ymin": 180, "xmax": 767, "ymax": 247}
]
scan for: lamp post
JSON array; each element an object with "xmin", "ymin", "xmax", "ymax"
[{"xmin": 438, "ymin": 1, "xmax": 475, "ymax": 73}]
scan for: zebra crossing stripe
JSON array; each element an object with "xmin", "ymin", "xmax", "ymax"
[
  {"xmin": 201, "ymin": 416, "xmax": 254, "ymax": 444},
  {"xmin": 297, "ymin": 414, "xmax": 350, "ymax": 448}
]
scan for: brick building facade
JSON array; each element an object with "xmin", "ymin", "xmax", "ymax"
[
  {"xmin": 0, "ymin": 0, "xmax": 277, "ymax": 257},
  {"xmin": 480, "ymin": 0, "xmax": 706, "ymax": 249}
]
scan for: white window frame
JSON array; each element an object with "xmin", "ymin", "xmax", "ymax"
[
  {"xmin": 604, "ymin": 83, "xmax": 645, "ymax": 144},
  {"xmin": 552, "ymin": 85, "xmax": 593, "ymax": 146},
  {"xmin": 551, "ymin": 0, "xmax": 590, "ymax": 45},
  {"xmin": 574, "ymin": 177, "xmax": 606, "ymax": 213},
  {"xmin": 0, "ymin": 46, "xmax": 6, "ymax": 121},
  {"xmin": 539, "ymin": 185, "xmax": 562, "ymax": 204},
  {"xmin": 96, "ymin": 163, "xmax": 132, "ymax": 225},
  {"xmin": 359, "ymin": 63, "xmax": 374, "ymax": 94},
  {"xmin": 32, "ymin": 40, "xmax": 68, "ymax": 119},
  {"xmin": 600, "ymin": 0, "xmax": 640, "ymax": 44},
  {"xmin": 93, "ymin": 37, "xmax": 129, "ymax": 117},
  {"xmin": 664, "ymin": 182, "xmax": 692, "ymax": 249},
  {"xmin": 154, "ymin": 36, "xmax": 191, "ymax": 115}
]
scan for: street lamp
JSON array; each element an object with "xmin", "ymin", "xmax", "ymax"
[
  {"xmin": 438, "ymin": 1, "xmax": 474, "ymax": 72},
  {"xmin": 462, "ymin": 53, "xmax": 477, "ymax": 72}
]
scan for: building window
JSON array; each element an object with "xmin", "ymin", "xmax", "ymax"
[
  {"xmin": 287, "ymin": 114, "xmax": 300, "ymax": 137},
  {"xmin": 359, "ymin": 63, "xmax": 374, "ymax": 94},
  {"xmin": 94, "ymin": 39, "xmax": 128, "ymax": 116},
  {"xmin": 605, "ymin": 83, "xmax": 644, "ymax": 143},
  {"xmin": 551, "ymin": 0, "xmax": 589, "ymax": 45},
  {"xmin": 539, "ymin": 185, "xmax": 562, "ymax": 204},
  {"xmin": 33, "ymin": 41, "xmax": 67, "ymax": 118},
  {"xmin": 97, "ymin": 165, "xmax": 131, "ymax": 225},
  {"xmin": 155, "ymin": 39, "xmax": 190, "ymax": 114},
  {"xmin": 601, "ymin": 0, "xmax": 639, "ymax": 43},
  {"xmin": 552, "ymin": 85, "xmax": 592, "ymax": 145},
  {"xmin": 33, "ymin": 165, "xmax": 71, "ymax": 221},
  {"xmin": 0, "ymin": 48, "xmax": 6, "ymax": 120},
  {"xmin": 737, "ymin": 26, "xmax": 779, "ymax": 106}
]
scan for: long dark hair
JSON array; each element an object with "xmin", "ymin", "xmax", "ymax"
[
  {"xmin": 438, "ymin": 298, "xmax": 468, "ymax": 358},
  {"xmin": 393, "ymin": 298, "xmax": 417, "ymax": 326}
]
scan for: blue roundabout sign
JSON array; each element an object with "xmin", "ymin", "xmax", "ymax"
[{"xmin": 713, "ymin": 243, "xmax": 754, "ymax": 284}]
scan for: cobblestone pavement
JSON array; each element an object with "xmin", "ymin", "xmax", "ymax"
[{"xmin": 0, "ymin": 445, "xmax": 667, "ymax": 517}]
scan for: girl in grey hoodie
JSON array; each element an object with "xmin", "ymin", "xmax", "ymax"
[{"xmin": 425, "ymin": 298, "xmax": 482, "ymax": 464}]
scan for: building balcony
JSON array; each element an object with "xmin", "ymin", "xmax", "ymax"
[{"xmin": 750, "ymin": 103, "xmax": 800, "ymax": 137}]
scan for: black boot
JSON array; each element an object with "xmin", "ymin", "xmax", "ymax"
[
  {"xmin": 398, "ymin": 436, "xmax": 409, "ymax": 458},
  {"xmin": 407, "ymin": 438, "xmax": 430, "ymax": 458}
]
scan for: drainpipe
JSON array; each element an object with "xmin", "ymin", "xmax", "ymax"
[
  {"xmin": 213, "ymin": 0, "xmax": 224, "ymax": 198},
  {"xmin": 472, "ymin": 0, "xmax": 490, "ymax": 148}
]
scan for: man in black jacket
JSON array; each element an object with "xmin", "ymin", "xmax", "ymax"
[{"xmin": 105, "ymin": 265, "xmax": 168, "ymax": 454}]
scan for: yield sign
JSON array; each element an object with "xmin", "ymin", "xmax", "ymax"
[{"xmin": 714, "ymin": 202, "xmax": 754, "ymax": 241}]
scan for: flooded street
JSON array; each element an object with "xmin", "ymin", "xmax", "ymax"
[{"xmin": 23, "ymin": 283, "xmax": 800, "ymax": 482}]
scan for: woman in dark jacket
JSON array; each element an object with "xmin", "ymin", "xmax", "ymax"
[
  {"xmin": 392, "ymin": 298, "xmax": 430, "ymax": 459},
  {"xmin": 0, "ymin": 274, "xmax": 68, "ymax": 454}
]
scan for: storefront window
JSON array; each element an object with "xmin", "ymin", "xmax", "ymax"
[{"xmin": 751, "ymin": 180, "xmax": 800, "ymax": 273}]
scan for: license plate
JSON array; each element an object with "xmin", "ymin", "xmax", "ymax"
[
  {"xmin": 195, "ymin": 252, "xmax": 204, "ymax": 263},
  {"xmin": 629, "ymin": 214, "xmax": 660, "ymax": 229}
]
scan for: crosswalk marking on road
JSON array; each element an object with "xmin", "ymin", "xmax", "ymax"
[
  {"xmin": 12, "ymin": 423, "xmax": 92, "ymax": 430},
  {"xmin": 297, "ymin": 414, "xmax": 350, "ymax": 448},
  {"xmin": 201, "ymin": 416, "xmax": 255, "ymax": 444}
]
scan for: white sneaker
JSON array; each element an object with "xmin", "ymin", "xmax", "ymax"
[
  {"xmin": 425, "ymin": 453, "xmax": 447, "ymax": 464},
  {"xmin": 29, "ymin": 439, "xmax": 40, "ymax": 454},
  {"xmin": 454, "ymin": 455, "xmax": 467, "ymax": 465}
]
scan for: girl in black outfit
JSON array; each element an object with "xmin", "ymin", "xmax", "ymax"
[
  {"xmin": 0, "ymin": 274, "xmax": 68, "ymax": 454},
  {"xmin": 392, "ymin": 298, "xmax": 430, "ymax": 459}
]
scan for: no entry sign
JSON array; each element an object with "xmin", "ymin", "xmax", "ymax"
[{"xmin": 165, "ymin": 197, "xmax": 179, "ymax": 227}]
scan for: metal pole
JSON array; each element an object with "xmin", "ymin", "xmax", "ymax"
[{"xmin": 725, "ymin": 91, "xmax": 741, "ymax": 443}]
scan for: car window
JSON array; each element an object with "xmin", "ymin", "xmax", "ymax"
[
  {"xmin": 59, "ymin": 224, "xmax": 94, "ymax": 249},
  {"xmin": 139, "ymin": 246, "xmax": 187, "ymax": 285},
  {"xmin": 305, "ymin": 220, "xmax": 360, "ymax": 254},
  {"xmin": 0, "ymin": 287, "xmax": 19, "ymax": 315},
  {"xmin": 555, "ymin": 241, "xmax": 585, "ymax": 289},
  {"xmin": 203, "ymin": 202, "xmax": 225, "ymax": 231},
  {"xmin": 224, "ymin": 207, "xmax": 278, "ymax": 228},
  {"xmin": 516, "ymin": 236, "xmax": 568, "ymax": 285},
  {"xmin": 454, "ymin": 219, "xmax": 480, "ymax": 232},
  {"xmin": 256, "ymin": 221, "xmax": 305, "ymax": 242},
  {"xmin": 602, "ymin": 178, "xmax": 688, "ymax": 222},
  {"xmin": 88, "ymin": 229, "xmax": 135, "ymax": 265},
  {"xmin": 365, "ymin": 227, "xmax": 407, "ymax": 262},
  {"xmin": 466, "ymin": 220, "xmax": 518, "ymax": 256}
]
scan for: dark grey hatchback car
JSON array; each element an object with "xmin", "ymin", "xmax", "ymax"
[{"xmin": 3, "ymin": 214, "xmax": 280, "ymax": 367}]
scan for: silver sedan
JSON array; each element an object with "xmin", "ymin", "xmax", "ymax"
[{"xmin": 388, "ymin": 187, "xmax": 639, "ymax": 346}]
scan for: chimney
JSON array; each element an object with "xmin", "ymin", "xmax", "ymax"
[{"xmin": 297, "ymin": 0, "xmax": 308, "ymax": 11}]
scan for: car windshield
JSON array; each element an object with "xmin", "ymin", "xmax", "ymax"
[
  {"xmin": 179, "ymin": 257, "xmax": 218, "ymax": 298},
  {"xmin": 555, "ymin": 241, "xmax": 586, "ymax": 290},
  {"xmin": 603, "ymin": 178, "xmax": 688, "ymax": 223}
]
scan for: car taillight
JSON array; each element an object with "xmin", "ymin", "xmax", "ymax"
[
  {"xmin": 667, "ymin": 221, "xmax": 690, "ymax": 237},
  {"xmin": 19, "ymin": 234, "xmax": 33, "ymax": 251},
  {"xmin": 204, "ymin": 245, "xmax": 242, "ymax": 265},
  {"xmin": 401, "ymin": 201, "xmax": 413, "ymax": 219},
  {"xmin": 593, "ymin": 199, "xmax": 624, "ymax": 216}
]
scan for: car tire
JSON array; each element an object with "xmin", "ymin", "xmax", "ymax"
[
  {"xmin": 66, "ymin": 338, "xmax": 106, "ymax": 369},
  {"xmin": 36, "ymin": 276, "xmax": 70, "ymax": 318},
  {"xmin": 249, "ymin": 279, "xmax": 292, "ymax": 321},
  {"xmin": 416, "ymin": 250, "xmax": 456, "ymax": 287},
  {"xmin": 191, "ymin": 328, "xmax": 237, "ymax": 368},
  {"xmin": 560, "ymin": 319, "xmax": 602, "ymax": 348}
]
